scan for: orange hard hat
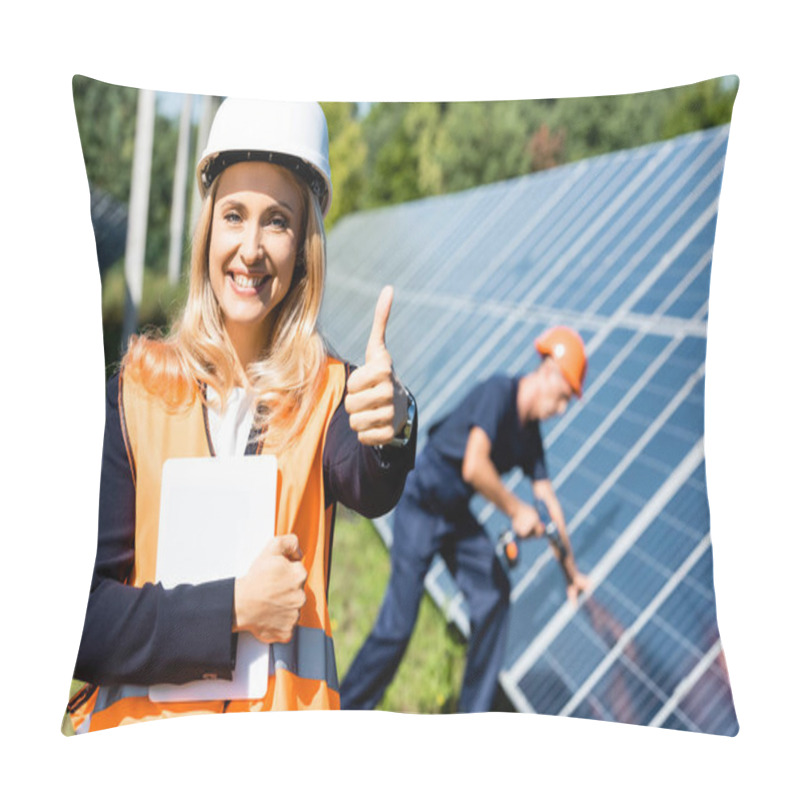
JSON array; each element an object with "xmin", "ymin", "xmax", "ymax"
[{"xmin": 535, "ymin": 326, "xmax": 587, "ymax": 397}]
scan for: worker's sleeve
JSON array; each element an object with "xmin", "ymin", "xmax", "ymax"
[
  {"xmin": 527, "ymin": 423, "xmax": 549, "ymax": 482},
  {"xmin": 323, "ymin": 367, "xmax": 417, "ymax": 518},
  {"xmin": 72, "ymin": 374, "xmax": 238, "ymax": 687}
]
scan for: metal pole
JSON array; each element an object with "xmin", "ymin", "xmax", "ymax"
[
  {"xmin": 168, "ymin": 93, "xmax": 193, "ymax": 285},
  {"xmin": 122, "ymin": 88, "xmax": 156, "ymax": 346},
  {"xmin": 190, "ymin": 94, "xmax": 218, "ymax": 229}
]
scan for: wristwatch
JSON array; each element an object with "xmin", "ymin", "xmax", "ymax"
[{"xmin": 386, "ymin": 386, "xmax": 416, "ymax": 448}]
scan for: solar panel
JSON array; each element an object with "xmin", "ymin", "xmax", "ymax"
[{"xmin": 321, "ymin": 125, "xmax": 737, "ymax": 734}]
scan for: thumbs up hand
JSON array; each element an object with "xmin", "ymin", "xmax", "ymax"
[{"xmin": 345, "ymin": 286, "xmax": 410, "ymax": 447}]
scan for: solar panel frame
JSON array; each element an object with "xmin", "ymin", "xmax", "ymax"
[{"xmin": 321, "ymin": 125, "xmax": 737, "ymax": 734}]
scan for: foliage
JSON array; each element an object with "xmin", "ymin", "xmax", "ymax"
[
  {"xmin": 321, "ymin": 102, "xmax": 368, "ymax": 227},
  {"xmin": 661, "ymin": 78, "xmax": 740, "ymax": 139},
  {"xmin": 434, "ymin": 100, "xmax": 535, "ymax": 193},
  {"xmin": 329, "ymin": 507, "xmax": 466, "ymax": 713},
  {"xmin": 100, "ymin": 261, "xmax": 188, "ymax": 373},
  {"xmin": 62, "ymin": 680, "xmax": 84, "ymax": 736},
  {"xmin": 343, "ymin": 78, "xmax": 737, "ymax": 211},
  {"xmin": 528, "ymin": 123, "xmax": 566, "ymax": 172},
  {"xmin": 360, "ymin": 102, "xmax": 429, "ymax": 207},
  {"xmin": 74, "ymin": 74, "xmax": 737, "ymax": 368},
  {"xmin": 72, "ymin": 76, "xmax": 137, "ymax": 203},
  {"xmin": 73, "ymin": 76, "xmax": 184, "ymax": 277}
]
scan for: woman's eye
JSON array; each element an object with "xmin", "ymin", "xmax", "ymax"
[
  {"xmin": 223, "ymin": 211, "xmax": 242, "ymax": 224},
  {"xmin": 268, "ymin": 216, "xmax": 288, "ymax": 230}
]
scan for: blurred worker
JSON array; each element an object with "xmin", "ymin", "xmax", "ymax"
[{"xmin": 341, "ymin": 326, "xmax": 589, "ymax": 713}]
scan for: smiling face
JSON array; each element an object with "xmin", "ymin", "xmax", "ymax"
[{"xmin": 208, "ymin": 161, "xmax": 305, "ymax": 364}]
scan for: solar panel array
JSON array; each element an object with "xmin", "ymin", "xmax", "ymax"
[{"xmin": 321, "ymin": 125, "xmax": 738, "ymax": 735}]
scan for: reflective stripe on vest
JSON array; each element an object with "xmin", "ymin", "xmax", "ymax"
[
  {"xmin": 273, "ymin": 625, "xmax": 339, "ymax": 689},
  {"xmin": 89, "ymin": 625, "xmax": 338, "ymax": 706},
  {"xmin": 73, "ymin": 357, "xmax": 346, "ymax": 732},
  {"xmin": 81, "ymin": 624, "xmax": 340, "ymax": 729}
]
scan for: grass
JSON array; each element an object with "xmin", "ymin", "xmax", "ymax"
[
  {"xmin": 61, "ymin": 681, "xmax": 83, "ymax": 736},
  {"xmin": 329, "ymin": 507, "xmax": 466, "ymax": 713}
]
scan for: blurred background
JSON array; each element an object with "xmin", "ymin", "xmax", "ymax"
[
  {"xmin": 72, "ymin": 75, "xmax": 738, "ymax": 728},
  {"xmin": 74, "ymin": 75, "xmax": 736, "ymax": 368}
]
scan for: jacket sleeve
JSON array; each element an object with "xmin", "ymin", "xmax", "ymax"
[
  {"xmin": 72, "ymin": 374, "xmax": 238, "ymax": 686},
  {"xmin": 323, "ymin": 364, "xmax": 417, "ymax": 518}
]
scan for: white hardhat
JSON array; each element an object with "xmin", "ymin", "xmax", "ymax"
[{"xmin": 197, "ymin": 97, "xmax": 333, "ymax": 217}]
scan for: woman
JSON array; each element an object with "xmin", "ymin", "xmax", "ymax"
[{"xmin": 67, "ymin": 97, "xmax": 416, "ymax": 732}]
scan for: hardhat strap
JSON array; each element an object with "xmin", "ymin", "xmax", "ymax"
[{"xmin": 202, "ymin": 149, "xmax": 329, "ymax": 213}]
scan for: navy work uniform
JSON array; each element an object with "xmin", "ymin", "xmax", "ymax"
[{"xmin": 341, "ymin": 374, "xmax": 546, "ymax": 712}]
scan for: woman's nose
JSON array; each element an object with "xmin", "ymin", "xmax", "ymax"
[{"xmin": 239, "ymin": 224, "xmax": 264, "ymax": 264}]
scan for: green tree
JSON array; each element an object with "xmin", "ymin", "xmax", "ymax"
[
  {"xmin": 361, "ymin": 102, "xmax": 428, "ymax": 206},
  {"xmin": 661, "ymin": 77, "xmax": 739, "ymax": 138},
  {"xmin": 322, "ymin": 102, "xmax": 368, "ymax": 227},
  {"xmin": 406, "ymin": 102, "xmax": 445, "ymax": 197},
  {"xmin": 349, "ymin": 78, "xmax": 737, "ymax": 214},
  {"xmin": 544, "ymin": 79, "xmax": 736, "ymax": 164},
  {"xmin": 72, "ymin": 76, "xmax": 184, "ymax": 276},
  {"xmin": 73, "ymin": 76, "xmax": 189, "ymax": 367},
  {"xmin": 145, "ymin": 112, "xmax": 181, "ymax": 272},
  {"xmin": 72, "ymin": 75, "xmax": 137, "ymax": 204},
  {"xmin": 434, "ymin": 100, "xmax": 537, "ymax": 193}
]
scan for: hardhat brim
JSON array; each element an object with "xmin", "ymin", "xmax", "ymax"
[{"xmin": 197, "ymin": 148, "xmax": 332, "ymax": 217}]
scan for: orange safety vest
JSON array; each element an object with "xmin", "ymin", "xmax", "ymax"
[{"xmin": 70, "ymin": 357, "xmax": 346, "ymax": 733}]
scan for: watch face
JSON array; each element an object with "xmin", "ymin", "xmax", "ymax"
[
  {"xmin": 403, "ymin": 396, "xmax": 416, "ymax": 437},
  {"xmin": 387, "ymin": 393, "xmax": 414, "ymax": 447}
]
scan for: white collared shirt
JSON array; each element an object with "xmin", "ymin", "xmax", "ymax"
[{"xmin": 206, "ymin": 385, "xmax": 257, "ymax": 457}]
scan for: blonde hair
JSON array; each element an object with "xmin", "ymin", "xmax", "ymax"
[{"xmin": 123, "ymin": 164, "xmax": 328, "ymax": 451}]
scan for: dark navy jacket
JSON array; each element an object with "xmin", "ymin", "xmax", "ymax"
[
  {"xmin": 73, "ymin": 370, "xmax": 416, "ymax": 686},
  {"xmin": 415, "ymin": 374, "xmax": 547, "ymax": 514}
]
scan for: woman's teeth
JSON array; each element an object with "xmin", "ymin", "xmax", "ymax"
[{"xmin": 232, "ymin": 273, "xmax": 268, "ymax": 289}]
